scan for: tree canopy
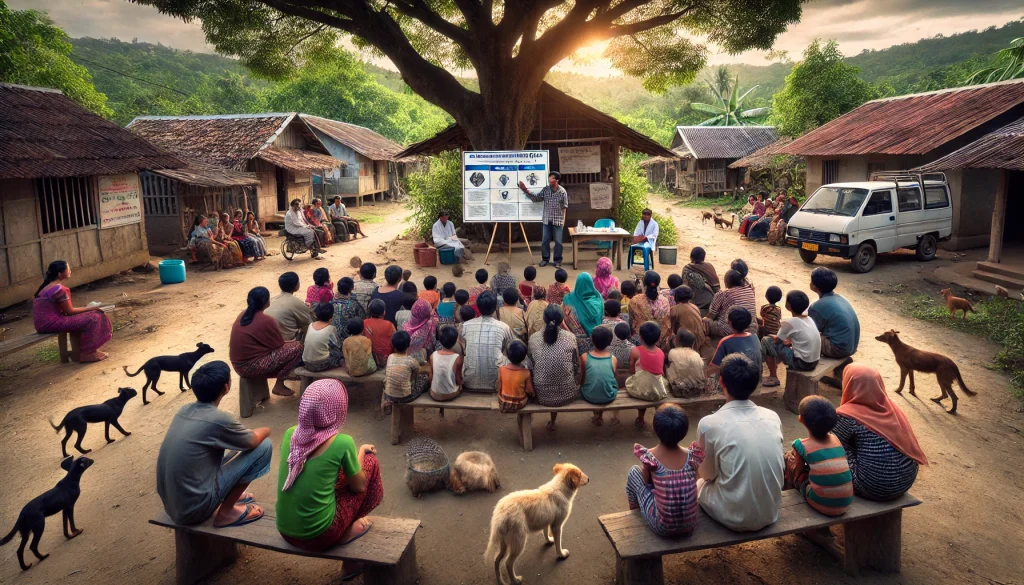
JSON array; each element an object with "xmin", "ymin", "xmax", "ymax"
[
  {"xmin": 135, "ymin": 0, "xmax": 804, "ymax": 148},
  {"xmin": 771, "ymin": 39, "xmax": 876, "ymax": 137},
  {"xmin": 0, "ymin": 2, "xmax": 112, "ymax": 117}
]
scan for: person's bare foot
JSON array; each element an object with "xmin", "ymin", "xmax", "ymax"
[
  {"xmin": 213, "ymin": 502, "xmax": 263, "ymax": 527},
  {"xmin": 340, "ymin": 517, "xmax": 373, "ymax": 544},
  {"xmin": 79, "ymin": 351, "xmax": 109, "ymax": 363},
  {"xmin": 272, "ymin": 380, "xmax": 294, "ymax": 396},
  {"xmin": 609, "ymin": 414, "xmax": 621, "ymax": 426}
]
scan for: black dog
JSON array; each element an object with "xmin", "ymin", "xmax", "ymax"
[
  {"xmin": 48, "ymin": 388, "xmax": 136, "ymax": 458},
  {"xmin": 1, "ymin": 456, "xmax": 93, "ymax": 570},
  {"xmin": 122, "ymin": 342, "xmax": 214, "ymax": 404}
]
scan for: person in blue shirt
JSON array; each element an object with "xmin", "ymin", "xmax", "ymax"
[
  {"xmin": 807, "ymin": 267, "xmax": 860, "ymax": 358},
  {"xmin": 706, "ymin": 307, "xmax": 762, "ymax": 378}
]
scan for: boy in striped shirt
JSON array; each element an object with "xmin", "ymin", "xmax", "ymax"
[{"xmin": 785, "ymin": 396, "xmax": 854, "ymax": 516}]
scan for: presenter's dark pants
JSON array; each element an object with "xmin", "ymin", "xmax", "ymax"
[{"xmin": 541, "ymin": 222, "xmax": 564, "ymax": 263}]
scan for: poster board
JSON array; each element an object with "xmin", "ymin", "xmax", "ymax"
[
  {"xmin": 589, "ymin": 183, "xmax": 613, "ymax": 209},
  {"xmin": 98, "ymin": 173, "xmax": 143, "ymax": 229},
  {"xmin": 557, "ymin": 145, "xmax": 601, "ymax": 174},
  {"xmin": 462, "ymin": 151, "xmax": 548, "ymax": 222}
]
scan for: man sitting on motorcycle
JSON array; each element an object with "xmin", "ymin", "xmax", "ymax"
[{"xmin": 285, "ymin": 198, "xmax": 323, "ymax": 260}]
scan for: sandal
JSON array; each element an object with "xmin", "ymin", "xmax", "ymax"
[
  {"xmin": 340, "ymin": 518, "xmax": 373, "ymax": 545},
  {"xmin": 342, "ymin": 561, "xmax": 365, "ymax": 581},
  {"xmin": 214, "ymin": 503, "xmax": 264, "ymax": 528},
  {"xmin": 762, "ymin": 376, "xmax": 781, "ymax": 387}
]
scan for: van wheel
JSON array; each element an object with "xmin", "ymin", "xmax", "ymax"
[
  {"xmin": 799, "ymin": 249, "xmax": 818, "ymax": 264},
  {"xmin": 851, "ymin": 244, "xmax": 876, "ymax": 273},
  {"xmin": 916, "ymin": 234, "xmax": 938, "ymax": 261}
]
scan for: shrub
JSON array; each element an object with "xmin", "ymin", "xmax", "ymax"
[
  {"xmin": 617, "ymin": 154, "xmax": 678, "ymax": 246},
  {"xmin": 407, "ymin": 150, "xmax": 462, "ymax": 239}
]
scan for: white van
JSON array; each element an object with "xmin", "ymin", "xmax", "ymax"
[{"xmin": 785, "ymin": 172, "xmax": 952, "ymax": 273}]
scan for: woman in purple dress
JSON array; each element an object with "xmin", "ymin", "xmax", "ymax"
[{"xmin": 33, "ymin": 260, "xmax": 112, "ymax": 362}]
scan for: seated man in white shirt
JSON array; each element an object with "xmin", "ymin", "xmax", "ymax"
[
  {"xmin": 696, "ymin": 353, "xmax": 784, "ymax": 532},
  {"xmin": 431, "ymin": 210, "xmax": 473, "ymax": 261},
  {"xmin": 284, "ymin": 198, "xmax": 322, "ymax": 259},
  {"xmin": 632, "ymin": 208, "xmax": 659, "ymax": 250},
  {"xmin": 327, "ymin": 196, "xmax": 363, "ymax": 241}
]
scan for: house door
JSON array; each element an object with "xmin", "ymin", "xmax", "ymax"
[{"xmin": 276, "ymin": 166, "xmax": 288, "ymax": 212}]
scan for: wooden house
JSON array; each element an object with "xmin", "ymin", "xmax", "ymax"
[
  {"xmin": 396, "ymin": 83, "xmax": 675, "ymax": 238},
  {"xmin": 656, "ymin": 126, "xmax": 779, "ymax": 196},
  {"xmin": 0, "ymin": 84, "xmax": 183, "ymax": 308},
  {"xmin": 127, "ymin": 113, "xmax": 343, "ymax": 233}
]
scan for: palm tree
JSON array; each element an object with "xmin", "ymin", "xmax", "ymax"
[
  {"xmin": 691, "ymin": 75, "xmax": 771, "ymax": 126},
  {"xmin": 968, "ymin": 37, "xmax": 1024, "ymax": 84}
]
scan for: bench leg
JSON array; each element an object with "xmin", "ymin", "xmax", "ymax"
[
  {"xmin": 616, "ymin": 554, "xmax": 663, "ymax": 585},
  {"xmin": 518, "ymin": 413, "xmax": 533, "ymax": 452},
  {"xmin": 238, "ymin": 378, "xmax": 270, "ymax": 418},
  {"xmin": 58, "ymin": 332, "xmax": 71, "ymax": 363},
  {"xmin": 174, "ymin": 529, "xmax": 238, "ymax": 585},
  {"xmin": 843, "ymin": 509, "xmax": 902, "ymax": 576},
  {"xmin": 784, "ymin": 374, "xmax": 818, "ymax": 414},
  {"xmin": 390, "ymin": 404, "xmax": 415, "ymax": 445},
  {"xmin": 299, "ymin": 376, "xmax": 313, "ymax": 393},
  {"xmin": 364, "ymin": 540, "xmax": 417, "ymax": 585}
]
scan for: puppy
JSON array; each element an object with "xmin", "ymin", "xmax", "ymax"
[
  {"xmin": 486, "ymin": 463, "xmax": 589, "ymax": 585},
  {"xmin": 1, "ymin": 456, "xmax": 93, "ymax": 570},
  {"xmin": 449, "ymin": 451, "xmax": 500, "ymax": 495},
  {"xmin": 701, "ymin": 211, "xmax": 714, "ymax": 224},
  {"xmin": 122, "ymin": 342, "xmax": 214, "ymax": 404},
  {"xmin": 876, "ymin": 330, "xmax": 975, "ymax": 414},
  {"xmin": 49, "ymin": 388, "xmax": 136, "ymax": 457},
  {"xmin": 939, "ymin": 288, "xmax": 975, "ymax": 320}
]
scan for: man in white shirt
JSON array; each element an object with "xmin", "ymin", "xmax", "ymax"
[
  {"xmin": 327, "ymin": 196, "xmax": 362, "ymax": 241},
  {"xmin": 632, "ymin": 208, "xmax": 659, "ymax": 250},
  {"xmin": 284, "ymin": 198, "xmax": 321, "ymax": 258},
  {"xmin": 696, "ymin": 353, "xmax": 784, "ymax": 532},
  {"xmin": 432, "ymin": 210, "xmax": 473, "ymax": 261}
]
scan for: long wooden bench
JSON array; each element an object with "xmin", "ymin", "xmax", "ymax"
[
  {"xmin": 782, "ymin": 355, "xmax": 852, "ymax": 413},
  {"xmin": 150, "ymin": 511, "xmax": 419, "ymax": 585},
  {"xmin": 293, "ymin": 365, "xmax": 386, "ymax": 392},
  {"xmin": 0, "ymin": 305, "xmax": 115, "ymax": 363},
  {"xmin": 390, "ymin": 392, "xmax": 496, "ymax": 444},
  {"xmin": 600, "ymin": 491, "xmax": 920, "ymax": 585}
]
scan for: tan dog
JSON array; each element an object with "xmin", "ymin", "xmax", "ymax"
[
  {"xmin": 940, "ymin": 288, "xmax": 975, "ymax": 320},
  {"xmin": 486, "ymin": 464, "xmax": 589, "ymax": 585},
  {"xmin": 449, "ymin": 451, "xmax": 500, "ymax": 495},
  {"xmin": 876, "ymin": 329, "xmax": 975, "ymax": 414}
]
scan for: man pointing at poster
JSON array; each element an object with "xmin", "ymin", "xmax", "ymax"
[{"xmin": 519, "ymin": 171, "xmax": 568, "ymax": 267}]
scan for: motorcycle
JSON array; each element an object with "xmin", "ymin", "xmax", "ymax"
[{"xmin": 279, "ymin": 230, "xmax": 318, "ymax": 261}]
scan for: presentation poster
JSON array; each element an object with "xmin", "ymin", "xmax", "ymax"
[{"xmin": 463, "ymin": 150, "xmax": 549, "ymax": 222}]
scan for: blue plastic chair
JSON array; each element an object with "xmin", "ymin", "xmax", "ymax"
[
  {"xmin": 594, "ymin": 218, "xmax": 615, "ymax": 251},
  {"xmin": 627, "ymin": 244, "xmax": 655, "ymax": 271}
]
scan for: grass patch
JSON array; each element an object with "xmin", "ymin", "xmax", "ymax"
[
  {"xmin": 675, "ymin": 195, "xmax": 747, "ymax": 214},
  {"xmin": 349, "ymin": 212, "xmax": 385, "ymax": 224},
  {"xmin": 903, "ymin": 295, "xmax": 1024, "ymax": 399},
  {"xmin": 36, "ymin": 342, "xmax": 60, "ymax": 362}
]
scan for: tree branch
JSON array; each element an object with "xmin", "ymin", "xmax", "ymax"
[{"xmin": 384, "ymin": 0, "xmax": 473, "ymax": 46}]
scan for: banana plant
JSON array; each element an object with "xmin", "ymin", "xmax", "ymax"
[
  {"xmin": 968, "ymin": 37, "xmax": 1024, "ymax": 84},
  {"xmin": 691, "ymin": 76, "xmax": 771, "ymax": 126}
]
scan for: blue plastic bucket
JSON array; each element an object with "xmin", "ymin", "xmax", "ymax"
[
  {"xmin": 438, "ymin": 247, "xmax": 458, "ymax": 265},
  {"xmin": 159, "ymin": 259, "xmax": 186, "ymax": 285}
]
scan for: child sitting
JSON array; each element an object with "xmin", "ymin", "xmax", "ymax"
[
  {"xmin": 581, "ymin": 327, "xmax": 619, "ymax": 425},
  {"xmin": 428, "ymin": 325, "xmax": 463, "ymax": 402},
  {"xmin": 342, "ymin": 318, "xmax": 376, "ymax": 376},
  {"xmin": 663, "ymin": 273, "xmax": 683, "ymax": 305},
  {"xmin": 626, "ymin": 404, "xmax": 705, "ymax": 536},
  {"xmin": 760, "ymin": 290, "xmax": 821, "ymax": 387},
  {"xmin": 364, "ymin": 299, "xmax": 397, "ymax": 368},
  {"xmin": 302, "ymin": 303, "xmax": 343, "ymax": 372},
  {"xmin": 619, "ymin": 280, "xmax": 635, "ymax": 323},
  {"xmin": 491, "ymin": 262, "xmax": 518, "ymax": 301},
  {"xmin": 547, "ymin": 269, "xmax": 570, "ymax": 305},
  {"xmin": 395, "ymin": 293, "xmax": 417, "ymax": 330},
  {"xmin": 707, "ymin": 307, "xmax": 762, "ymax": 378},
  {"xmin": 669, "ymin": 286, "xmax": 706, "ymax": 350},
  {"xmin": 666, "ymin": 329, "xmax": 707, "ymax": 398},
  {"xmin": 759, "ymin": 285, "xmax": 783, "ymax": 338},
  {"xmin": 469, "ymin": 269, "xmax": 489, "ymax": 305},
  {"xmin": 436, "ymin": 282, "xmax": 458, "ymax": 321},
  {"xmin": 611, "ymin": 321, "xmax": 635, "ymax": 372},
  {"xmin": 383, "ymin": 330, "xmax": 428, "ymax": 407},
  {"xmin": 453, "ymin": 289, "xmax": 471, "ymax": 322},
  {"xmin": 401, "ymin": 268, "xmax": 413, "ymax": 289},
  {"xmin": 497, "ymin": 340, "xmax": 534, "ymax": 413},
  {"xmin": 419, "ymin": 275, "xmax": 441, "ymax": 309},
  {"xmin": 524, "ymin": 287, "xmax": 549, "ymax": 339},
  {"xmin": 519, "ymin": 266, "xmax": 538, "ymax": 306},
  {"xmin": 626, "ymin": 322, "xmax": 668, "ymax": 427},
  {"xmin": 498, "ymin": 287, "xmax": 527, "ymax": 342},
  {"xmin": 456, "ymin": 305, "xmax": 476, "ymax": 353},
  {"xmin": 305, "ymin": 267, "xmax": 334, "ymax": 307},
  {"xmin": 785, "ymin": 396, "xmax": 853, "ymax": 516}
]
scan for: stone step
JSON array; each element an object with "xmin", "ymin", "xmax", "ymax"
[
  {"xmin": 971, "ymin": 269, "xmax": 1024, "ymax": 290},
  {"xmin": 975, "ymin": 261, "xmax": 1024, "ymax": 279}
]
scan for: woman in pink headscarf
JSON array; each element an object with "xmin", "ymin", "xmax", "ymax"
[
  {"xmin": 275, "ymin": 380, "xmax": 383, "ymax": 575},
  {"xmin": 593, "ymin": 256, "xmax": 620, "ymax": 299},
  {"xmin": 402, "ymin": 299, "xmax": 438, "ymax": 361}
]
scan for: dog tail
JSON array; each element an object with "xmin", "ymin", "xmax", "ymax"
[
  {"xmin": 484, "ymin": 512, "xmax": 503, "ymax": 564},
  {"xmin": 0, "ymin": 523, "xmax": 17, "ymax": 546},
  {"xmin": 955, "ymin": 366, "xmax": 976, "ymax": 396},
  {"xmin": 48, "ymin": 416, "xmax": 64, "ymax": 433},
  {"xmin": 122, "ymin": 364, "xmax": 145, "ymax": 377}
]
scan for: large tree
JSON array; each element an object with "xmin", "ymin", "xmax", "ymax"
[{"xmin": 134, "ymin": 0, "xmax": 804, "ymax": 149}]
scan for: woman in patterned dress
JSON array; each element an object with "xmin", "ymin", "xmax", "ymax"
[
  {"xmin": 628, "ymin": 271, "xmax": 672, "ymax": 348},
  {"xmin": 229, "ymin": 287, "xmax": 303, "ymax": 397},
  {"xmin": 528, "ymin": 304, "xmax": 580, "ymax": 430},
  {"xmin": 33, "ymin": 260, "xmax": 112, "ymax": 362},
  {"xmin": 189, "ymin": 215, "xmax": 228, "ymax": 268},
  {"xmin": 232, "ymin": 210, "xmax": 266, "ymax": 259}
]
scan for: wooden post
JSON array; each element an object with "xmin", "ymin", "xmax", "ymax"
[
  {"xmin": 519, "ymin": 222, "xmax": 536, "ymax": 265},
  {"xmin": 518, "ymin": 413, "xmax": 533, "ymax": 451},
  {"xmin": 365, "ymin": 540, "xmax": 418, "ymax": 585},
  {"xmin": 483, "ymin": 223, "xmax": 500, "ymax": 265},
  {"xmin": 174, "ymin": 529, "xmax": 238, "ymax": 585},
  {"xmin": 783, "ymin": 373, "xmax": 818, "ymax": 414},
  {"xmin": 843, "ymin": 509, "xmax": 903, "ymax": 576},
  {"xmin": 508, "ymin": 222, "xmax": 513, "ymax": 263},
  {"xmin": 616, "ymin": 555, "xmax": 663, "ymax": 585},
  {"xmin": 988, "ymin": 169, "xmax": 1008, "ymax": 263},
  {"xmin": 239, "ymin": 378, "xmax": 269, "ymax": 418}
]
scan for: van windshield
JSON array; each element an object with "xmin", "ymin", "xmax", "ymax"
[{"xmin": 801, "ymin": 187, "xmax": 869, "ymax": 217}]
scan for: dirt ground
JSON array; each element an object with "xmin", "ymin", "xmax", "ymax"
[{"xmin": 1, "ymin": 196, "xmax": 1022, "ymax": 585}]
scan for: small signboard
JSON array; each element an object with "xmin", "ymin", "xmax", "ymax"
[
  {"xmin": 98, "ymin": 173, "xmax": 142, "ymax": 229},
  {"xmin": 557, "ymin": 145, "xmax": 601, "ymax": 174},
  {"xmin": 590, "ymin": 183, "xmax": 613, "ymax": 209},
  {"xmin": 462, "ymin": 151, "xmax": 549, "ymax": 222}
]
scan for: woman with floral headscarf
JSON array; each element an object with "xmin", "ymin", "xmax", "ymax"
[
  {"xmin": 276, "ymin": 380, "xmax": 383, "ymax": 574},
  {"xmin": 592, "ymin": 256, "xmax": 620, "ymax": 299},
  {"xmin": 402, "ymin": 299, "xmax": 438, "ymax": 362}
]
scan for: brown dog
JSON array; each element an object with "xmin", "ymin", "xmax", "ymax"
[
  {"xmin": 940, "ymin": 288, "xmax": 975, "ymax": 320},
  {"xmin": 449, "ymin": 451, "xmax": 500, "ymax": 495},
  {"xmin": 701, "ymin": 211, "xmax": 714, "ymax": 224},
  {"xmin": 875, "ymin": 329, "xmax": 975, "ymax": 414},
  {"xmin": 713, "ymin": 213, "xmax": 736, "ymax": 230}
]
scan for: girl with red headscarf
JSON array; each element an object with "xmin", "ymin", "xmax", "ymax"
[{"xmin": 593, "ymin": 256, "xmax": 620, "ymax": 299}]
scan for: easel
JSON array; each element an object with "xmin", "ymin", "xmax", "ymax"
[{"xmin": 483, "ymin": 222, "xmax": 536, "ymax": 265}]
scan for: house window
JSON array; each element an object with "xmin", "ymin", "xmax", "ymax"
[
  {"xmin": 924, "ymin": 185, "xmax": 950, "ymax": 209},
  {"xmin": 897, "ymin": 187, "xmax": 922, "ymax": 212},
  {"xmin": 36, "ymin": 176, "xmax": 96, "ymax": 234},
  {"xmin": 141, "ymin": 173, "xmax": 178, "ymax": 217},
  {"xmin": 822, "ymin": 160, "xmax": 840, "ymax": 185}
]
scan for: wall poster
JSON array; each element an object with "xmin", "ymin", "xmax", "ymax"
[
  {"xmin": 590, "ymin": 183, "xmax": 613, "ymax": 209},
  {"xmin": 557, "ymin": 145, "xmax": 601, "ymax": 174},
  {"xmin": 98, "ymin": 173, "xmax": 143, "ymax": 229},
  {"xmin": 462, "ymin": 151, "xmax": 549, "ymax": 222}
]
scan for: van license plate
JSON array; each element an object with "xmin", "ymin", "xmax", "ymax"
[{"xmin": 802, "ymin": 242, "xmax": 819, "ymax": 252}]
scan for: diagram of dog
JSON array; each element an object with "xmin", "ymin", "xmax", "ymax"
[
  {"xmin": 713, "ymin": 213, "xmax": 736, "ymax": 230},
  {"xmin": 49, "ymin": 388, "xmax": 136, "ymax": 457},
  {"xmin": 449, "ymin": 451, "xmax": 500, "ymax": 495},
  {"xmin": 939, "ymin": 288, "xmax": 975, "ymax": 320},
  {"xmin": 122, "ymin": 342, "xmax": 214, "ymax": 404},
  {"xmin": 876, "ymin": 329, "xmax": 975, "ymax": 414},
  {"xmin": 486, "ymin": 463, "xmax": 589, "ymax": 585},
  {"xmin": 0, "ymin": 456, "xmax": 93, "ymax": 570}
]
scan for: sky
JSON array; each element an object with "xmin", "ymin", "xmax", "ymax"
[{"xmin": 9, "ymin": 0, "xmax": 1024, "ymax": 76}]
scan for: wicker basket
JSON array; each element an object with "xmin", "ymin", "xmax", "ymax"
[{"xmin": 405, "ymin": 437, "xmax": 450, "ymax": 495}]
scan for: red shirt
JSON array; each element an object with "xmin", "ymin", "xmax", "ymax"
[{"xmin": 364, "ymin": 318, "xmax": 396, "ymax": 364}]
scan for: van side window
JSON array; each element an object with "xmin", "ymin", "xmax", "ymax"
[
  {"xmin": 863, "ymin": 190, "xmax": 893, "ymax": 216},
  {"xmin": 924, "ymin": 186, "xmax": 950, "ymax": 209},
  {"xmin": 897, "ymin": 187, "xmax": 922, "ymax": 212}
]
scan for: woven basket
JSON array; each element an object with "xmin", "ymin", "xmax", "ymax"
[{"xmin": 406, "ymin": 437, "xmax": 450, "ymax": 493}]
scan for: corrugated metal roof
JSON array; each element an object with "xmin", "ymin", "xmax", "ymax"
[
  {"xmin": 916, "ymin": 117, "xmax": 1024, "ymax": 171},
  {"xmin": 151, "ymin": 159, "xmax": 259, "ymax": 187},
  {"xmin": 729, "ymin": 137, "xmax": 798, "ymax": 169},
  {"xmin": 127, "ymin": 114, "xmax": 294, "ymax": 170},
  {"xmin": 674, "ymin": 126, "xmax": 778, "ymax": 160},
  {"xmin": 0, "ymin": 84, "xmax": 183, "ymax": 179},
  {"xmin": 256, "ymin": 146, "xmax": 343, "ymax": 172},
  {"xmin": 780, "ymin": 79, "xmax": 1024, "ymax": 157},
  {"xmin": 300, "ymin": 115, "xmax": 403, "ymax": 161}
]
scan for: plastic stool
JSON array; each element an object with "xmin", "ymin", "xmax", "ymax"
[{"xmin": 627, "ymin": 245, "xmax": 655, "ymax": 271}]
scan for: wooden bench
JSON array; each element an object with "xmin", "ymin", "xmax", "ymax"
[
  {"xmin": 600, "ymin": 491, "xmax": 920, "ymax": 585},
  {"xmin": 390, "ymin": 392, "xmax": 496, "ymax": 444},
  {"xmin": 783, "ymin": 356, "xmax": 853, "ymax": 413},
  {"xmin": 0, "ymin": 305, "xmax": 115, "ymax": 363},
  {"xmin": 150, "ymin": 511, "xmax": 420, "ymax": 585},
  {"xmin": 293, "ymin": 365, "xmax": 386, "ymax": 392}
]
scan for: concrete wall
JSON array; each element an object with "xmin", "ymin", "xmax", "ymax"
[{"xmin": 1, "ymin": 176, "xmax": 150, "ymax": 309}]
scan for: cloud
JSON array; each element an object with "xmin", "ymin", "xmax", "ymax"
[{"xmin": 807, "ymin": 0, "xmax": 1023, "ymax": 18}]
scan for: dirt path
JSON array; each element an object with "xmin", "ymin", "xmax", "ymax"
[{"xmin": 1, "ymin": 196, "xmax": 1022, "ymax": 585}]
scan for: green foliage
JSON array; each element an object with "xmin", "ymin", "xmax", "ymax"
[
  {"xmin": 407, "ymin": 150, "xmax": 462, "ymax": 240},
  {"xmin": 0, "ymin": 3, "xmax": 111, "ymax": 117},
  {"xmin": 617, "ymin": 155, "xmax": 677, "ymax": 246},
  {"xmin": 771, "ymin": 40, "xmax": 877, "ymax": 137},
  {"xmin": 968, "ymin": 37, "xmax": 1024, "ymax": 84},
  {"xmin": 904, "ymin": 295, "xmax": 1024, "ymax": 398},
  {"xmin": 35, "ymin": 342, "xmax": 60, "ymax": 363},
  {"xmin": 691, "ymin": 72, "xmax": 770, "ymax": 126}
]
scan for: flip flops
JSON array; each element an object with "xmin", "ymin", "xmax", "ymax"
[
  {"xmin": 340, "ymin": 519, "xmax": 373, "ymax": 545},
  {"xmin": 215, "ymin": 503, "xmax": 264, "ymax": 528}
]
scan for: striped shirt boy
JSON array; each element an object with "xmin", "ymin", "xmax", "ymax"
[{"xmin": 791, "ymin": 436, "xmax": 854, "ymax": 516}]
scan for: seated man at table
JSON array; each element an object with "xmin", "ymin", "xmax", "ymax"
[
  {"xmin": 432, "ymin": 210, "xmax": 473, "ymax": 262},
  {"xmin": 632, "ymin": 208, "xmax": 659, "ymax": 251}
]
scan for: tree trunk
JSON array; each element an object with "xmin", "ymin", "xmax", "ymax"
[{"xmin": 453, "ymin": 53, "xmax": 543, "ymax": 150}]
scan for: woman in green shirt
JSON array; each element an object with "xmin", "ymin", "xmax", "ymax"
[{"xmin": 276, "ymin": 380, "xmax": 382, "ymax": 573}]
